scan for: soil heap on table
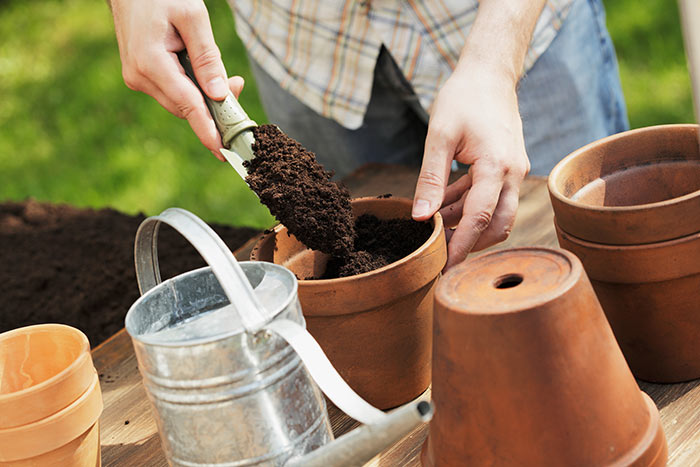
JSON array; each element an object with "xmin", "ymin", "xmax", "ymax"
[
  {"xmin": 245, "ymin": 125, "xmax": 432, "ymax": 278},
  {"xmin": 0, "ymin": 200, "xmax": 258, "ymax": 346},
  {"xmin": 245, "ymin": 125, "xmax": 355, "ymax": 257}
]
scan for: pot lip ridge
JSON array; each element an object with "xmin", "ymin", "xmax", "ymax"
[
  {"xmin": 555, "ymin": 221, "xmax": 700, "ymax": 251},
  {"xmin": 0, "ymin": 324, "xmax": 90, "ymax": 402},
  {"xmin": 290, "ymin": 196, "xmax": 445, "ymax": 284},
  {"xmin": 548, "ymin": 124, "xmax": 700, "ymax": 213}
]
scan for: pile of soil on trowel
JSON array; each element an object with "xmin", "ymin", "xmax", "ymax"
[
  {"xmin": 245, "ymin": 125, "xmax": 433, "ymax": 279},
  {"xmin": 245, "ymin": 125, "xmax": 355, "ymax": 257}
]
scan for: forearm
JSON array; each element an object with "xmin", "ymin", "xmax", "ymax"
[{"xmin": 458, "ymin": 0, "xmax": 547, "ymax": 87}]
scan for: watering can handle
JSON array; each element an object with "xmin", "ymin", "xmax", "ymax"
[{"xmin": 133, "ymin": 207, "xmax": 269, "ymax": 332}]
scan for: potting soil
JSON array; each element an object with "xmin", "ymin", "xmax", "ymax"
[
  {"xmin": 245, "ymin": 124, "xmax": 355, "ymax": 257},
  {"xmin": 0, "ymin": 200, "xmax": 259, "ymax": 346},
  {"xmin": 322, "ymin": 214, "xmax": 433, "ymax": 278},
  {"xmin": 246, "ymin": 125, "xmax": 432, "ymax": 278}
]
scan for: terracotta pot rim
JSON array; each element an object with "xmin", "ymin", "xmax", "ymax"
[
  {"xmin": 262, "ymin": 196, "xmax": 444, "ymax": 284},
  {"xmin": 548, "ymin": 124, "xmax": 700, "ymax": 213},
  {"xmin": 0, "ymin": 324, "xmax": 90, "ymax": 403},
  {"xmin": 556, "ymin": 221, "xmax": 700, "ymax": 251},
  {"xmin": 0, "ymin": 372, "xmax": 102, "ymax": 461}
]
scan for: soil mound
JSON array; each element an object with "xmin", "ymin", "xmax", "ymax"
[
  {"xmin": 247, "ymin": 126, "xmax": 431, "ymax": 278},
  {"xmin": 0, "ymin": 200, "xmax": 258, "ymax": 346}
]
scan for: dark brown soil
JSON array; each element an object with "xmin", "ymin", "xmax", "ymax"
[
  {"xmin": 322, "ymin": 214, "xmax": 433, "ymax": 278},
  {"xmin": 246, "ymin": 126, "xmax": 432, "ymax": 278},
  {"xmin": 245, "ymin": 124, "xmax": 355, "ymax": 256},
  {"xmin": 0, "ymin": 200, "xmax": 259, "ymax": 347}
]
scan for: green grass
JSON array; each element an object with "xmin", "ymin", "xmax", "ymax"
[
  {"xmin": 0, "ymin": 0, "xmax": 273, "ymax": 228},
  {"xmin": 604, "ymin": 0, "xmax": 694, "ymax": 127},
  {"xmin": 0, "ymin": 0, "xmax": 693, "ymax": 227}
]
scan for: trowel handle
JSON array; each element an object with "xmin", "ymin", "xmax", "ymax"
[{"xmin": 177, "ymin": 51, "xmax": 257, "ymax": 149}]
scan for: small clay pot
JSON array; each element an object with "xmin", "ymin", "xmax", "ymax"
[
  {"xmin": 0, "ymin": 373, "xmax": 102, "ymax": 465},
  {"xmin": 556, "ymin": 223, "xmax": 700, "ymax": 382},
  {"xmin": 0, "ymin": 324, "xmax": 95, "ymax": 428},
  {"xmin": 0, "ymin": 324, "xmax": 103, "ymax": 465},
  {"xmin": 422, "ymin": 247, "xmax": 666, "ymax": 466},
  {"xmin": 251, "ymin": 196, "xmax": 446, "ymax": 409},
  {"xmin": 548, "ymin": 124, "xmax": 700, "ymax": 245}
]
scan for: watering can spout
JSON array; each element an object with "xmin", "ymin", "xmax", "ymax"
[{"xmin": 285, "ymin": 400, "xmax": 433, "ymax": 467}]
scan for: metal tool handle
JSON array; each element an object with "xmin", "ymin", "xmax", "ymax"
[
  {"xmin": 134, "ymin": 207, "xmax": 269, "ymax": 332},
  {"xmin": 177, "ymin": 51, "xmax": 257, "ymax": 149}
]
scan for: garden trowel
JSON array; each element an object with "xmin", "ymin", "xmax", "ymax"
[{"xmin": 178, "ymin": 51, "xmax": 256, "ymax": 180}]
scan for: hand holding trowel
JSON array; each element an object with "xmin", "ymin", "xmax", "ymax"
[{"xmin": 177, "ymin": 51, "xmax": 256, "ymax": 180}]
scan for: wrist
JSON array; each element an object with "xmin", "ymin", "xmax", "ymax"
[{"xmin": 454, "ymin": 49, "xmax": 520, "ymax": 91}]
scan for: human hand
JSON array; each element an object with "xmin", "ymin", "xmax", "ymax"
[
  {"xmin": 110, "ymin": 0, "xmax": 244, "ymax": 160},
  {"xmin": 412, "ymin": 64, "xmax": 530, "ymax": 270}
]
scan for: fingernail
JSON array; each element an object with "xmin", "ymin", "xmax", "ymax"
[
  {"xmin": 207, "ymin": 77, "xmax": 228, "ymax": 99},
  {"xmin": 412, "ymin": 199, "xmax": 431, "ymax": 218}
]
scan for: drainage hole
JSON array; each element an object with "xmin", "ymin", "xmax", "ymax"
[{"xmin": 493, "ymin": 274, "xmax": 523, "ymax": 289}]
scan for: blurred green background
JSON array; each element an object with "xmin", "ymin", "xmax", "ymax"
[{"xmin": 0, "ymin": 0, "xmax": 693, "ymax": 228}]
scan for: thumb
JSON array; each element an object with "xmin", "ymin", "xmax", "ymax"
[
  {"xmin": 413, "ymin": 126, "xmax": 452, "ymax": 221},
  {"xmin": 228, "ymin": 76, "xmax": 245, "ymax": 99},
  {"xmin": 172, "ymin": 4, "xmax": 228, "ymax": 100}
]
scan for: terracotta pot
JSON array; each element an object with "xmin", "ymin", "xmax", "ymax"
[
  {"xmin": 0, "ymin": 324, "xmax": 95, "ymax": 429},
  {"xmin": 548, "ymin": 124, "xmax": 700, "ymax": 245},
  {"xmin": 251, "ymin": 196, "xmax": 446, "ymax": 409},
  {"xmin": 0, "ymin": 324, "xmax": 102, "ymax": 465},
  {"xmin": 422, "ymin": 247, "xmax": 666, "ymax": 466},
  {"xmin": 0, "ymin": 373, "xmax": 102, "ymax": 465},
  {"xmin": 556, "ymin": 222, "xmax": 700, "ymax": 382}
]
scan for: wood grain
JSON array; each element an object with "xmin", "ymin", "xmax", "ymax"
[{"xmin": 92, "ymin": 166, "xmax": 698, "ymax": 466}]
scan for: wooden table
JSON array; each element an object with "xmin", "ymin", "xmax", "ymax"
[{"xmin": 92, "ymin": 165, "xmax": 700, "ymax": 466}]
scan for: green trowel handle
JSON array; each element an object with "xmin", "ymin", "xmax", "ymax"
[{"xmin": 177, "ymin": 51, "xmax": 257, "ymax": 150}]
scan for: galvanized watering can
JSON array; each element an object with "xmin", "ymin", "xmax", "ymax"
[{"xmin": 125, "ymin": 208, "xmax": 432, "ymax": 466}]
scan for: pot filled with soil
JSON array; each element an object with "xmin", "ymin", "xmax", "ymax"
[
  {"xmin": 0, "ymin": 324, "xmax": 102, "ymax": 466},
  {"xmin": 245, "ymin": 124, "xmax": 446, "ymax": 409},
  {"xmin": 548, "ymin": 124, "xmax": 700, "ymax": 382},
  {"xmin": 251, "ymin": 196, "xmax": 446, "ymax": 409},
  {"xmin": 422, "ymin": 247, "xmax": 667, "ymax": 467}
]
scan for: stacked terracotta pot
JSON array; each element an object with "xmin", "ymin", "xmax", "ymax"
[
  {"xmin": 548, "ymin": 124, "xmax": 700, "ymax": 382},
  {"xmin": 0, "ymin": 324, "xmax": 103, "ymax": 466},
  {"xmin": 251, "ymin": 196, "xmax": 446, "ymax": 409}
]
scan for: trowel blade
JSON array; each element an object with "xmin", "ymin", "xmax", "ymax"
[{"xmin": 221, "ymin": 147, "xmax": 249, "ymax": 180}]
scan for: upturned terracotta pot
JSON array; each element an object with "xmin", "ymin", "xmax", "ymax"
[
  {"xmin": 556, "ymin": 223, "xmax": 700, "ymax": 382},
  {"xmin": 548, "ymin": 124, "xmax": 700, "ymax": 245},
  {"xmin": 422, "ymin": 247, "xmax": 666, "ymax": 466},
  {"xmin": 251, "ymin": 196, "xmax": 446, "ymax": 409},
  {"xmin": 0, "ymin": 324, "xmax": 103, "ymax": 465}
]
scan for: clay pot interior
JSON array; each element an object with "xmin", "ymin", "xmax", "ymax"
[
  {"xmin": 548, "ymin": 124, "xmax": 700, "ymax": 244},
  {"xmin": 551, "ymin": 124, "xmax": 700, "ymax": 206},
  {"xmin": 0, "ymin": 326, "xmax": 87, "ymax": 394},
  {"xmin": 0, "ymin": 324, "xmax": 94, "ymax": 429}
]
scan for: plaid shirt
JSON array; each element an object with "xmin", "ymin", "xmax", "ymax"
[{"xmin": 230, "ymin": 0, "xmax": 574, "ymax": 129}]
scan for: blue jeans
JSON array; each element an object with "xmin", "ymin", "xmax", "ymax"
[{"xmin": 249, "ymin": 0, "xmax": 628, "ymax": 178}]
